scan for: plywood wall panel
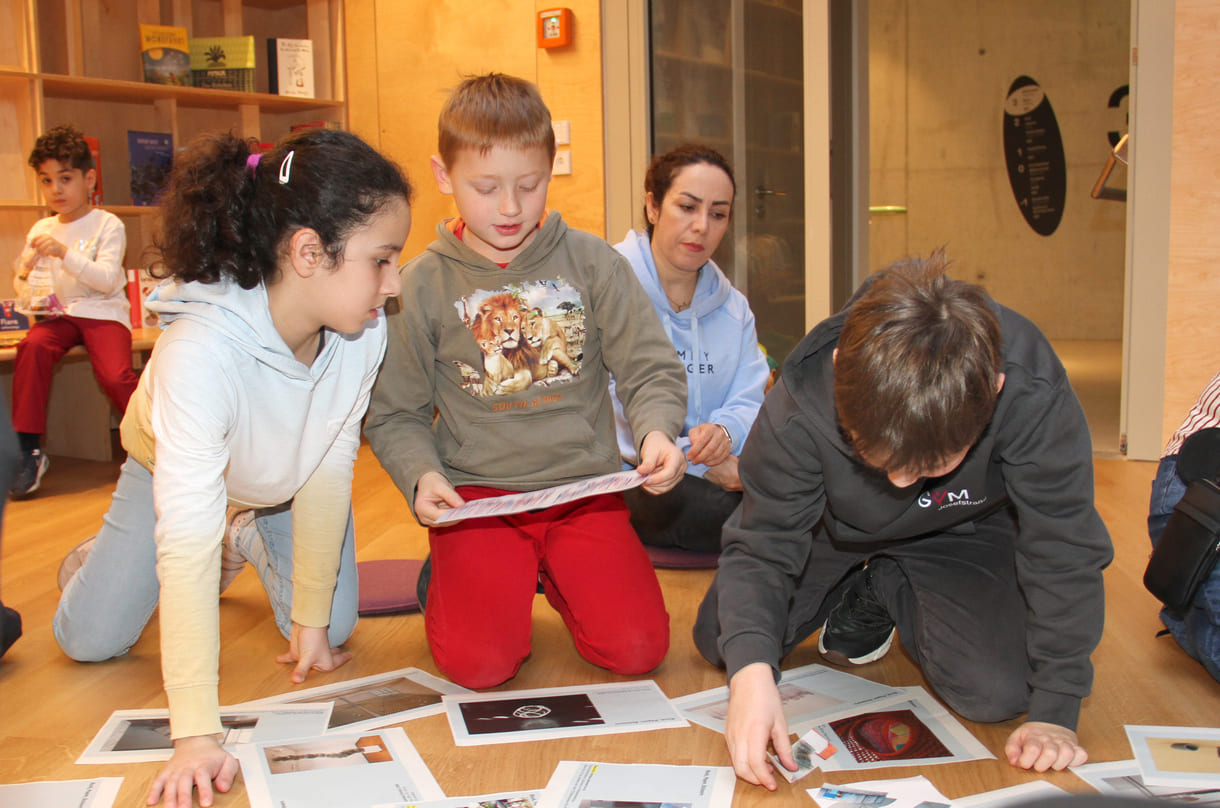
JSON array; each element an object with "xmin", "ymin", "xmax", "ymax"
[
  {"xmin": 1163, "ymin": 0, "xmax": 1220, "ymax": 443},
  {"xmin": 346, "ymin": 0, "xmax": 606, "ymax": 260},
  {"xmin": 345, "ymin": 0, "xmax": 380, "ymax": 144},
  {"xmin": 535, "ymin": 0, "xmax": 605, "ymax": 238},
  {"xmin": 365, "ymin": 0, "xmax": 534, "ymax": 260}
]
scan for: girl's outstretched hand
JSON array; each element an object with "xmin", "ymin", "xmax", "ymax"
[
  {"xmin": 147, "ymin": 734, "xmax": 237, "ymax": 808},
  {"xmin": 276, "ymin": 622, "xmax": 352, "ymax": 684}
]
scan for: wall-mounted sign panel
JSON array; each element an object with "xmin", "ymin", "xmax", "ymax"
[{"xmin": 1003, "ymin": 76, "xmax": 1066, "ymax": 237}]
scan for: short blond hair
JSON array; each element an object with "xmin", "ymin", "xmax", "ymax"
[{"xmin": 437, "ymin": 73, "xmax": 556, "ymax": 167}]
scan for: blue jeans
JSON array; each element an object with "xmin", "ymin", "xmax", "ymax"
[
  {"xmin": 1148, "ymin": 454, "xmax": 1220, "ymax": 682},
  {"xmin": 54, "ymin": 456, "xmax": 358, "ymax": 662}
]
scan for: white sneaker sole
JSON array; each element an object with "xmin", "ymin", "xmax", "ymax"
[
  {"xmin": 11, "ymin": 454, "xmax": 49, "ymax": 497},
  {"xmin": 817, "ymin": 624, "xmax": 896, "ymax": 667}
]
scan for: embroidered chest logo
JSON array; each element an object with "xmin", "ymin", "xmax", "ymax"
[
  {"xmin": 917, "ymin": 487, "xmax": 988, "ymax": 510},
  {"xmin": 452, "ymin": 279, "xmax": 586, "ymax": 398}
]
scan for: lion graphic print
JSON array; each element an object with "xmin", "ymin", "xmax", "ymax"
[{"xmin": 453, "ymin": 279, "xmax": 586, "ymax": 397}]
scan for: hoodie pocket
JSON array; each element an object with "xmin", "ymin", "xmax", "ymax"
[{"xmin": 446, "ymin": 408, "xmax": 617, "ymax": 485}]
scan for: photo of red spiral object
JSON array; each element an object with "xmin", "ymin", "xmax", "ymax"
[{"xmin": 830, "ymin": 709, "xmax": 951, "ymax": 763}]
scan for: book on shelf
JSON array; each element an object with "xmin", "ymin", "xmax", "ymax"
[
  {"xmin": 126, "ymin": 269, "xmax": 160, "ymax": 329},
  {"xmin": 190, "ymin": 36, "xmax": 256, "ymax": 92},
  {"xmin": 289, "ymin": 120, "xmax": 341, "ymax": 133},
  {"xmin": 83, "ymin": 135, "xmax": 103, "ymax": 206},
  {"xmin": 127, "ymin": 131, "xmax": 173, "ymax": 206},
  {"xmin": 139, "ymin": 24, "xmax": 191, "ymax": 86},
  {"xmin": 267, "ymin": 38, "xmax": 314, "ymax": 98},
  {"xmin": 0, "ymin": 300, "xmax": 31, "ymax": 333}
]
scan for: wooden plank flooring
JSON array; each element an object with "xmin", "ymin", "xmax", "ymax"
[{"xmin": 1, "ymin": 443, "xmax": 1217, "ymax": 806}]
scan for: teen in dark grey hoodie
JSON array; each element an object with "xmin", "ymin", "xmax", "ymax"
[{"xmin": 694, "ymin": 255, "xmax": 1112, "ymax": 789}]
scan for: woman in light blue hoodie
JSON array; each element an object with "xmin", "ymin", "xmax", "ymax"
[{"xmin": 611, "ymin": 144, "xmax": 770, "ymax": 553}]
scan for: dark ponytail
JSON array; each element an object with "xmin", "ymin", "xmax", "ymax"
[{"xmin": 155, "ymin": 128, "xmax": 412, "ymax": 289}]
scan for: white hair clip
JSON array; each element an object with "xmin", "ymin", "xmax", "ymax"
[{"xmin": 278, "ymin": 150, "xmax": 295, "ymax": 185}]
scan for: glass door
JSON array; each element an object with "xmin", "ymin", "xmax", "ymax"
[{"xmin": 648, "ymin": 0, "xmax": 806, "ymax": 363}]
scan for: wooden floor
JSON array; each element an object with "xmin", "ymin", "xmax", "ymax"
[{"xmin": 1, "ymin": 443, "xmax": 1218, "ymax": 806}]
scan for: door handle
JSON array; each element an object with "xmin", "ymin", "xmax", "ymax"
[
  {"xmin": 754, "ymin": 186, "xmax": 787, "ymax": 218},
  {"xmin": 868, "ymin": 205, "xmax": 908, "ymax": 215}
]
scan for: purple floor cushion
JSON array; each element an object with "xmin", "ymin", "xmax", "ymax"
[
  {"xmin": 645, "ymin": 546, "xmax": 720, "ymax": 570},
  {"xmin": 357, "ymin": 559, "xmax": 425, "ymax": 616}
]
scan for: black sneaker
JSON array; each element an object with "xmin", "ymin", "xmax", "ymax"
[
  {"xmin": 9, "ymin": 449, "xmax": 49, "ymax": 497},
  {"xmin": 0, "ymin": 603, "xmax": 21, "ymax": 659},
  {"xmin": 817, "ymin": 563, "xmax": 896, "ymax": 666},
  {"xmin": 416, "ymin": 555, "xmax": 432, "ymax": 613}
]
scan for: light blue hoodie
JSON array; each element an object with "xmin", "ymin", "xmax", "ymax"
[{"xmin": 610, "ymin": 229, "xmax": 770, "ymax": 478}]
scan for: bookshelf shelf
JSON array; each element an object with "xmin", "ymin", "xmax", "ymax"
[
  {"xmin": 101, "ymin": 205, "xmax": 164, "ymax": 217},
  {"xmin": 0, "ymin": 0, "xmax": 346, "ymax": 292},
  {"xmin": 39, "ymin": 73, "xmax": 344, "ymax": 112}
]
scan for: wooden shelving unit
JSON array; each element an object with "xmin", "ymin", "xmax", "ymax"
[{"xmin": 0, "ymin": 0, "xmax": 347, "ymax": 293}]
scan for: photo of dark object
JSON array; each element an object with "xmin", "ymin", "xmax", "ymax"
[
  {"xmin": 459, "ymin": 693, "xmax": 604, "ymax": 735},
  {"xmin": 1148, "ymin": 736, "xmax": 1220, "ymax": 775},
  {"xmin": 829, "ymin": 709, "xmax": 951, "ymax": 763}
]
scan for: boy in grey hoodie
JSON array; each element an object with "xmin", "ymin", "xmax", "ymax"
[{"xmin": 365, "ymin": 74, "xmax": 687, "ymax": 690}]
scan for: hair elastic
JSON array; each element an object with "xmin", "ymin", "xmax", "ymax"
[
  {"xmin": 278, "ymin": 150, "xmax": 295, "ymax": 185},
  {"xmin": 245, "ymin": 152, "xmax": 262, "ymax": 178}
]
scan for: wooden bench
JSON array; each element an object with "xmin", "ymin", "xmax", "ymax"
[{"xmin": 0, "ymin": 327, "xmax": 161, "ymax": 461}]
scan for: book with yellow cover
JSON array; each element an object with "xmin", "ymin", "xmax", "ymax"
[
  {"xmin": 190, "ymin": 36, "xmax": 256, "ymax": 92},
  {"xmin": 139, "ymin": 24, "xmax": 190, "ymax": 86}
]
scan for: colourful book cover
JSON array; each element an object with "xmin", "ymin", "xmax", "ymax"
[
  {"xmin": 83, "ymin": 135, "xmax": 103, "ymax": 206},
  {"xmin": 190, "ymin": 36, "xmax": 256, "ymax": 92},
  {"xmin": 139, "ymin": 24, "xmax": 191, "ymax": 86},
  {"xmin": 289, "ymin": 120, "xmax": 340, "ymax": 133},
  {"xmin": 267, "ymin": 38, "xmax": 314, "ymax": 98},
  {"xmin": 127, "ymin": 131, "xmax": 173, "ymax": 206},
  {"xmin": 0, "ymin": 300, "xmax": 31, "ymax": 332},
  {"xmin": 126, "ymin": 269, "xmax": 159, "ymax": 328}
]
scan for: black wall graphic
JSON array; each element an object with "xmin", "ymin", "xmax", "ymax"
[{"xmin": 1003, "ymin": 76, "xmax": 1066, "ymax": 237}]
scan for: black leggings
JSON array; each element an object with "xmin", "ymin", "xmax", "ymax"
[{"xmin": 623, "ymin": 473, "xmax": 741, "ymax": 553}]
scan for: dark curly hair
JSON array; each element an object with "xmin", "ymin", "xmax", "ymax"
[
  {"xmin": 642, "ymin": 143, "xmax": 735, "ymax": 238},
  {"xmin": 154, "ymin": 128, "xmax": 413, "ymax": 289},
  {"xmin": 29, "ymin": 124, "xmax": 94, "ymax": 172}
]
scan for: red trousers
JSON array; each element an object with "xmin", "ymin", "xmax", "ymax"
[
  {"xmin": 12, "ymin": 315, "xmax": 140, "ymax": 435},
  {"xmin": 426, "ymin": 488, "xmax": 670, "ymax": 689}
]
